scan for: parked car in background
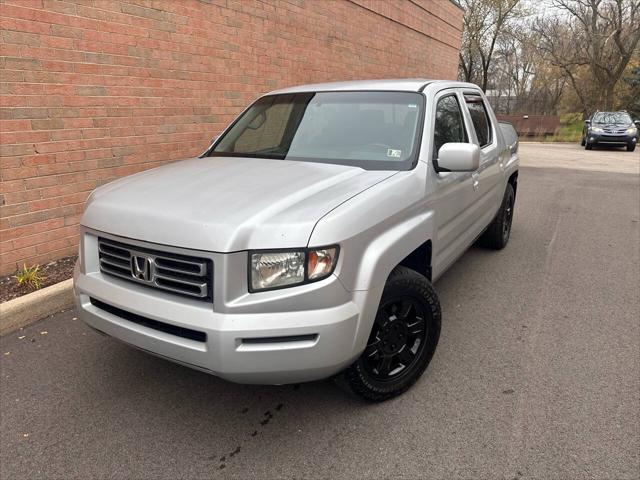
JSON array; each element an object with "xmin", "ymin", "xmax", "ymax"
[
  {"xmin": 74, "ymin": 79, "xmax": 519, "ymax": 401},
  {"xmin": 581, "ymin": 111, "xmax": 639, "ymax": 151}
]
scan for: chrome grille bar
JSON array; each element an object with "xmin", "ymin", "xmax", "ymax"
[{"xmin": 97, "ymin": 237, "xmax": 213, "ymax": 301}]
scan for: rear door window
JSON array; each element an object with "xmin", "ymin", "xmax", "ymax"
[{"xmin": 464, "ymin": 95, "xmax": 492, "ymax": 147}]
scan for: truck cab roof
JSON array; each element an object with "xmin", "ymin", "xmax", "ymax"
[{"xmin": 269, "ymin": 79, "xmax": 481, "ymax": 94}]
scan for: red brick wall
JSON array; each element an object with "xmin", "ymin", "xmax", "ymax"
[{"xmin": 0, "ymin": 0, "xmax": 463, "ymax": 276}]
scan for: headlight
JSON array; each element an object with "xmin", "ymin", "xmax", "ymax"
[
  {"xmin": 249, "ymin": 246, "xmax": 339, "ymax": 292},
  {"xmin": 591, "ymin": 127, "xmax": 604, "ymax": 133},
  {"xmin": 626, "ymin": 127, "xmax": 638, "ymax": 134}
]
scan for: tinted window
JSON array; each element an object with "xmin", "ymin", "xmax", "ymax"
[
  {"xmin": 211, "ymin": 91, "xmax": 424, "ymax": 171},
  {"xmin": 433, "ymin": 95, "xmax": 467, "ymax": 157},
  {"xmin": 465, "ymin": 96, "xmax": 492, "ymax": 147}
]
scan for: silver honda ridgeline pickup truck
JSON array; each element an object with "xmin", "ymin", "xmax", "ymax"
[{"xmin": 74, "ymin": 79, "xmax": 519, "ymax": 401}]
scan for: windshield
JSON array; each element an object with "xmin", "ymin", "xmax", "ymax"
[
  {"xmin": 209, "ymin": 91, "xmax": 424, "ymax": 170},
  {"xmin": 592, "ymin": 112, "xmax": 632, "ymax": 124}
]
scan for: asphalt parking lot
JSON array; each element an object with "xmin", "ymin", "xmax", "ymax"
[{"xmin": 1, "ymin": 143, "xmax": 639, "ymax": 480}]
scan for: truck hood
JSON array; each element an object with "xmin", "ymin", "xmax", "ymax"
[{"xmin": 82, "ymin": 156, "xmax": 395, "ymax": 252}]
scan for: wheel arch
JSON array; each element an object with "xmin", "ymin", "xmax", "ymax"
[
  {"xmin": 336, "ymin": 211, "xmax": 436, "ymax": 355},
  {"xmin": 508, "ymin": 170, "xmax": 518, "ymax": 196},
  {"xmin": 398, "ymin": 240, "xmax": 432, "ymax": 282},
  {"xmin": 348, "ymin": 211, "xmax": 435, "ymax": 292}
]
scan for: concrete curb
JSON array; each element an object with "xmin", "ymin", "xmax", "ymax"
[{"xmin": 0, "ymin": 278, "xmax": 74, "ymax": 336}]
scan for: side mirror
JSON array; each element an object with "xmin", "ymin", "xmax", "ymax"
[
  {"xmin": 437, "ymin": 143, "xmax": 480, "ymax": 172},
  {"xmin": 634, "ymin": 120, "xmax": 640, "ymax": 128},
  {"xmin": 584, "ymin": 119, "xmax": 591, "ymax": 125}
]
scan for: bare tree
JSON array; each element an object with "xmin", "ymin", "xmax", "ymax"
[
  {"xmin": 482, "ymin": 24, "xmax": 568, "ymax": 115},
  {"xmin": 538, "ymin": 0, "xmax": 640, "ymax": 112},
  {"xmin": 535, "ymin": 16, "xmax": 593, "ymax": 114},
  {"xmin": 458, "ymin": 0, "xmax": 525, "ymax": 91}
]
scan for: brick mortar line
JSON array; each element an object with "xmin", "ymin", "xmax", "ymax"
[
  {"xmin": 1, "ymin": 126, "xmax": 214, "ymax": 135},
  {"xmin": 0, "ymin": 70, "xmax": 276, "ymax": 83},
  {"xmin": 1, "ymin": 61, "xmax": 278, "ymax": 77},
  {"xmin": 0, "ymin": 90, "xmax": 236, "ymax": 97},
  {"xmin": 1, "ymin": 150, "xmax": 203, "ymax": 166},
  {"xmin": 0, "ymin": 130, "xmax": 222, "ymax": 139},
  {"xmin": 1, "ymin": 231, "xmax": 80, "ymax": 251},
  {"xmin": 3, "ymin": 130, "xmax": 210, "ymax": 142},
  {"xmin": 4, "ymin": 234, "xmax": 79, "ymax": 253},
  {"xmin": 6, "ymin": 155, "xmax": 184, "ymax": 174},
  {"xmin": 1, "ymin": 201, "xmax": 84, "ymax": 219},
  {"xmin": 1, "ymin": 134, "xmax": 208, "ymax": 153},
  {"xmin": 0, "ymin": 83, "xmax": 248, "ymax": 92},
  {"xmin": 1, "ymin": 196, "xmax": 91, "ymax": 215},
  {"xmin": 1, "ymin": 157, "xmax": 188, "ymax": 186},
  {"xmin": 1, "ymin": 126, "xmax": 215, "ymax": 134},
  {"xmin": 1, "ymin": 247, "xmax": 78, "ymax": 274},
  {"xmin": 408, "ymin": 0, "xmax": 463, "ymax": 31},
  {"xmin": 0, "ymin": 5, "xmax": 460, "ymax": 53},
  {"xmin": 2, "ymin": 242, "xmax": 78, "ymax": 260},
  {"xmin": 346, "ymin": 0, "xmax": 461, "ymax": 49},
  {"xmin": 2, "ymin": 157, "xmax": 200, "ymax": 172},
  {"xmin": 1, "ymin": 3, "xmax": 200, "ymax": 30}
]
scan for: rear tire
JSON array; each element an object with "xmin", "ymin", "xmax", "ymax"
[
  {"xmin": 580, "ymin": 136, "xmax": 585, "ymax": 146},
  {"xmin": 479, "ymin": 183, "xmax": 515, "ymax": 250},
  {"xmin": 343, "ymin": 267, "xmax": 441, "ymax": 402},
  {"xmin": 628, "ymin": 143, "xmax": 636, "ymax": 152}
]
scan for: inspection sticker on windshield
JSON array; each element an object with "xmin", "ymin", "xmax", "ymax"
[{"xmin": 387, "ymin": 149, "xmax": 402, "ymax": 158}]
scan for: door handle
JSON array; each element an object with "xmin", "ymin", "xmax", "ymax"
[{"xmin": 472, "ymin": 172, "xmax": 479, "ymax": 191}]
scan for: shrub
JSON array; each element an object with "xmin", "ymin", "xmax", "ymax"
[{"xmin": 14, "ymin": 264, "xmax": 46, "ymax": 291}]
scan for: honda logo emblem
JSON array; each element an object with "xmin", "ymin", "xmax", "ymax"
[{"xmin": 131, "ymin": 255, "xmax": 154, "ymax": 282}]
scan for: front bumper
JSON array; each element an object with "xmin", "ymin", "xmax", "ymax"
[
  {"xmin": 587, "ymin": 132, "xmax": 637, "ymax": 145},
  {"xmin": 73, "ymin": 230, "xmax": 377, "ymax": 384}
]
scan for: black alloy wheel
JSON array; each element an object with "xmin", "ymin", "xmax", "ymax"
[
  {"xmin": 342, "ymin": 267, "xmax": 441, "ymax": 402},
  {"xmin": 502, "ymin": 192, "xmax": 515, "ymax": 245},
  {"xmin": 479, "ymin": 183, "xmax": 515, "ymax": 250},
  {"xmin": 363, "ymin": 296, "xmax": 428, "ymax": 381}
]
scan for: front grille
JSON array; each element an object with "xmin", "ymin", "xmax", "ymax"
[
  {"xmin": 98, "ymin": 237, "xmax": 213, "ymax": 301},
  {"xmin": 90, "ymin": 298, "xmax": 207, "ymax": 342}
]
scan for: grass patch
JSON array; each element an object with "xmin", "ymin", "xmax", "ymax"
[{"xmin": 14, "ymin": 264, "xmax": 45, "ymax": 291}]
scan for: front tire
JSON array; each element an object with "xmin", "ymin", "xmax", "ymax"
[
  {"xmin": 580, "ymin": 136, "xmax": 585, "ymax": 146},
  {"xmin": 585, "ymin": 141, "xmax": 593, "ymax": 150},
  {"xmin": 479, "ymin": 183, "xmax": 515, "ymax": 250},
  {"xmin": 343, "ymin": 267, "xmax": 441, "ymax": 402},
  {"xmin": 628, "ymin": 142, "xmax": 636, "ymax": 152}
]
